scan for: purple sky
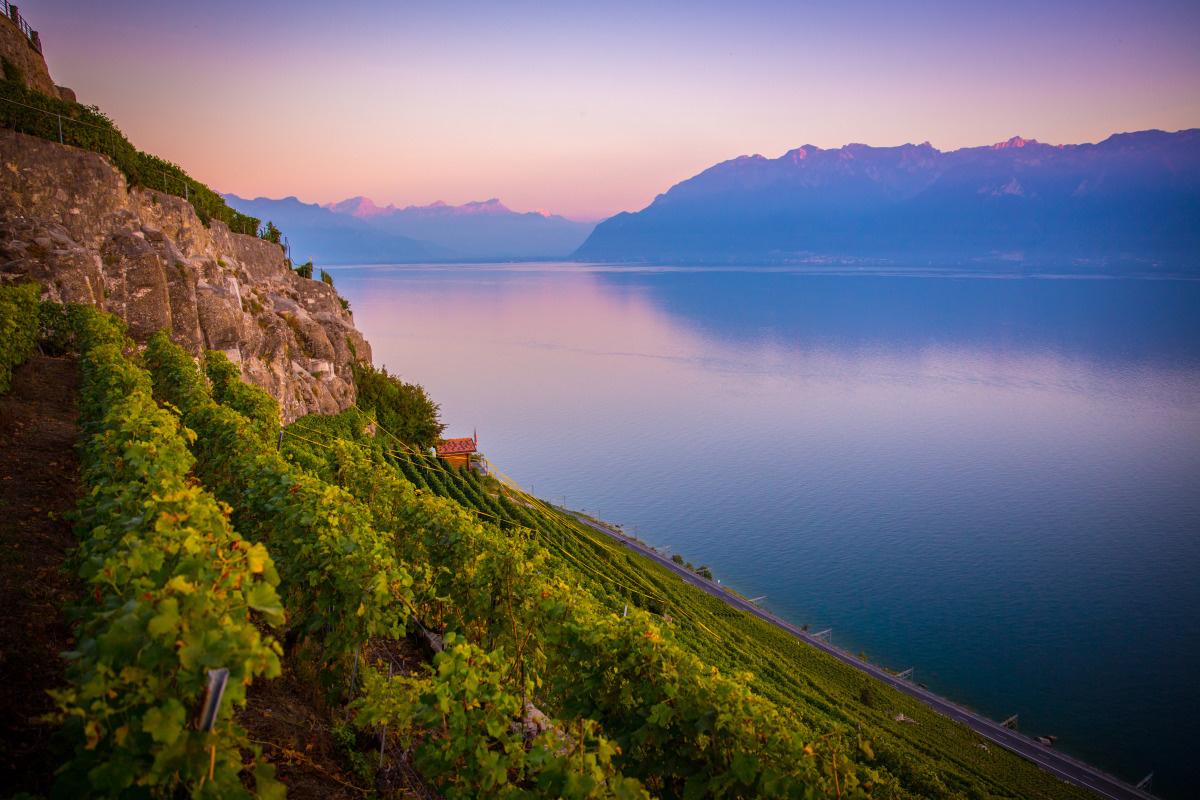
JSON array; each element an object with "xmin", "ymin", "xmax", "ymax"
[{"xmin": 28, "ymin": 0, "xmax": 1200, "ymax": 219}]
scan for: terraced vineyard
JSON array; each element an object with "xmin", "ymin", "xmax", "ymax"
[{"xmin": 281, "ymin": 411, "xmax": 1091, "ymax": 800}]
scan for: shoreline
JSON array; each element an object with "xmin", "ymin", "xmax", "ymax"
[{"xmin": 566, "ymin": 510, "xmax": 1156, "ymax": 800}]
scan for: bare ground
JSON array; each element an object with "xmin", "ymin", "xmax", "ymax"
[{"xmin": 0, "ymin": 355, "xmax": 82, "ymax": 796}]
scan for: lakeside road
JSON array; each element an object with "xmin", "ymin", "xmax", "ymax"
[{"xmin": 567, "ymin": 513, "xmax": 1156, "ymax": 800}]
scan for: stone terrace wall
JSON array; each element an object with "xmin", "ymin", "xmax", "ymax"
[{"xmin": 0, "ymin": 129, "xmax": 372, "ymax": 420}]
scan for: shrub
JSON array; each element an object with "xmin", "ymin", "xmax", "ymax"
[
  {"xmin": 2, "ymin": 56, "xmax": 23, "ymax": 84},
  {"xmin": 294, "ymin": 260, "xmax": 314, "ymax": 279},
  {"xmin": 0, "ymin": 282, "xmax": 41, "ymax": 392},
  {"xmin": 259, "ymin": 220, "xmax": 281, "ymax": 245},
  {"xmin": 352, "ymin": 362, "xmax": 444, "ymax": 450},
  {"xmin": 204, "ymin": 350, "xmax": 280, "ymax": 446},
  {"xmin": 354, "ymin": 637, "xmax": 648, "ymax": 799},
  {"xmin": 319, "ymin": 269, "xmax": 334, "ymax": 287}
]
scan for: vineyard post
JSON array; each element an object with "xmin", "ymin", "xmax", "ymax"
[
  {"xmin": 378, "ymin": 662, "xmax": 394, "ymax": 768},
  {"xmin": 198, "ymin": 668, "xmax": 230, "ymax": 732}
]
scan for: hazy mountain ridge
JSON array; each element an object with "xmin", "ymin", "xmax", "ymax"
[
  {"xmin": 575, "ymin": 129, "xmax": 1200, "ymax": 268},
  {"xmin": 222, "ymin": 194, "xmax": 444, "ymax": 264},
  {"xmin": 226, "ymin": 193, "xmax": 594, "ymax": 263}
]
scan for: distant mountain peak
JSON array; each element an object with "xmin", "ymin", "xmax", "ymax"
[
  {"xmin": 993, "ymin": 135, "xmax": 1037, "ymax": 149},
  {"xmin": 323, "ymin": 196, "xmax": 395, "ymax": 217},
  {"xmin": 458, "ymin": 198, "xmax": 511, "ymax": 214}
]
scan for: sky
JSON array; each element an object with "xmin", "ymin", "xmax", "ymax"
[{"xmin": 29, "ymin": 0, "xmax": 1200, "ymax": 220}]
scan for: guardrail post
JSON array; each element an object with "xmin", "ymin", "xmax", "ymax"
[{"xmin": 8, "ymin": 4, "xmax": 18, "ymax": 24}]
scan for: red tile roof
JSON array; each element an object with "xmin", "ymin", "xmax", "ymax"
[{"xmin": 436, "ymin": 437, "xmax": 477, "ymax": 455}]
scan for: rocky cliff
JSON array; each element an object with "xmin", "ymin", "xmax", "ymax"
[
  {"xmin": 0, "ymin": 129, "xmax": 371, "ymax": 421},
  {"xmin": 0, "ymin": 10, "xmax": 59, "ymax": 98}
]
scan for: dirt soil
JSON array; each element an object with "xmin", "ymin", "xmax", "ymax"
[
  {"xmin": 0, "ymin": 355, "xmax": 82, "ymax": 796},
  {"xmin": 239, "ymin": 634, "xmax": 438, "ymax": 800}
]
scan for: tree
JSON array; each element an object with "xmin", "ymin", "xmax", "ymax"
[
  {"xmin": 352, "ymin": 363, "xmax": 444, "ymax": 450},
  {"xmin": 259, "ymin": 220, "xmax": 282, "ymax": 245}
]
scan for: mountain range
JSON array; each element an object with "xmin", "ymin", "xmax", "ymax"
[
  {"xmin": 223, "ymin": 194, "xmax": 594, "ymax": 264},
  {"xmin": 574, "ymin": 129, "xmax": 1200, "ymax": 269}
]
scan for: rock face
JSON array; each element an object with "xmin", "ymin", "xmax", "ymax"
[
  {"xmin": 0, "ymin": 129, "xmax": 371, "ymax": 421},
  {"xmin": 0, "ymin": 12, "xmax": 59, "ymax": 98}
]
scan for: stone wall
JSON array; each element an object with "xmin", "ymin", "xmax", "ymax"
[
  {"xmin": 0, "ymin": 129, "xmax": 372, "ymax": 421},
  {"xmin": 0, "ymin": 10, "xmax": 57, "ymax": 96}
]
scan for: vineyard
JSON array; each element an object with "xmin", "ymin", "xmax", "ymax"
[{"xmin": 0, "ymin": 284, "xmax": 1091, "ymax": 798}]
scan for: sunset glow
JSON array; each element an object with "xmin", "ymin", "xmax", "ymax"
[{"xmin": 30, "ymin": 0, "xmax": 1200, "ymax": 220}]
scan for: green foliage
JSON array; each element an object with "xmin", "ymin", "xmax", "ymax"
[
  {"xmin": 354, "ymin": 636, "xmax": 648, "ymax": 799},
  {"xmin": 282, "ymin": 426, "xmax": 875, "ymax": 799},
  {"xmin": 2, "ymin": 56, "xmax": 23, "ymax": 84},
  {"xmin": 38, "ymin": 299, "xmax": 82, "ymax": 356},
  {"xmin": 52, "ymin": 307, "xmax": 284, "ymax": 798},
  {"xmin": 0, "ymin": 281, "xmax": 40, "ymax": 393},
  {"xmin": 319, "ymin": 269, "xmax": 334, "ymax": 287},
  {"xmin": 145, "ymin": 332, "xmax": 413, "ymax": 663},
  {"xmin": 259, "ymin": 221, "xmax": 282, "ymax": 245},
  {"xmin": 352, "ymin": 362, "xmax": 444, "ymax": 450},
  {"xmin": 330, "ymin": 722, "xmax": 376, "ymax": 784},
  {"xmin": 0, "ymin": 78, "xmax": 260, "ymax": 234},
  {"xmin": 204, "ymin": 350, "xmax": 280, "ymax": 446},
  {"xmin": 294, "ymin": 260, "xmax": 314, "ymax": 280}
]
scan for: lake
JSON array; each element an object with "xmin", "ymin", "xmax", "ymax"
[{"xmin": 331, "ymin": 263, "xmax": 1200, "ymax": 797}]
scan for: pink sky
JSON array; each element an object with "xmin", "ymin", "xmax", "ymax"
[{"xmin": 28, "ymin": 0, "xmax": 1200, "ymax": 220}]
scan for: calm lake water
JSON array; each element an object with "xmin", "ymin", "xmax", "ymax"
[{"xmin": 332, "ymin": 263, "xmax": 1200, "ymax": 796}]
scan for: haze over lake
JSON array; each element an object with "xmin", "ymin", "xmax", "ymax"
[{"xmin": 333, "ymin": 263, "xmax": 1200, "ymax": 796}]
